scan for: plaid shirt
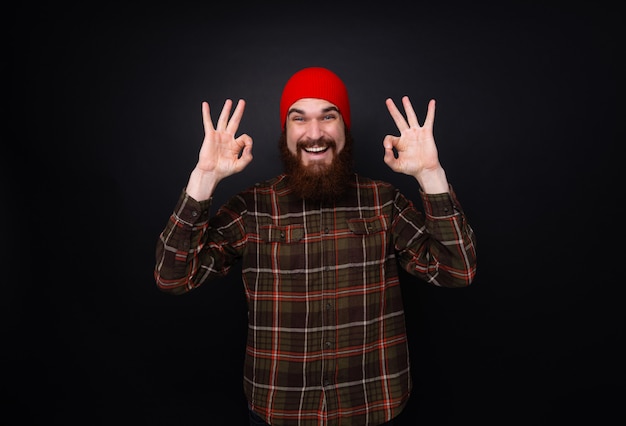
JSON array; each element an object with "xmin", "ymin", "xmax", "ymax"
[{"xmin": 155, "ymin": 173, "xmax": 477, "ymax": 426}]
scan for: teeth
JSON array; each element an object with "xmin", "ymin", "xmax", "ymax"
[{"xmin": 304, "ymin": 146, "xmax": 326, "ymax": 153}]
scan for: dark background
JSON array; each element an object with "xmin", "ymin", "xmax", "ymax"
[{"xmin": 9, "ymin": 1, "xmax": 623, "ymax": 425}]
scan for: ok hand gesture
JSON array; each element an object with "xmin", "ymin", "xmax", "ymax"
[
  {"xmin": 383, "ymin": 96, "xmax": 448, "ymax": 193},
  {"xmin": 197, "ymin": 99, "xmax": 253, "ymax": 178},
  {"xmin": 187, "ymin": 99, "xmax": 253, "ymax": 200}
]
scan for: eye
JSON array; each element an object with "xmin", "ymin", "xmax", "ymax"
[{"xmin": 322, "ymin": 114, "xmax": 336, "ymax": 121}]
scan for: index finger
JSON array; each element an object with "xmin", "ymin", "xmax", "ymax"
[{"xmin": 423, "ymin": 98, "xmax": 436, "ymax": 129}]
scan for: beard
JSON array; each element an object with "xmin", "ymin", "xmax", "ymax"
[{"xmin": 279, "ymin": 129, "xmax": 354, "ymax": 203}]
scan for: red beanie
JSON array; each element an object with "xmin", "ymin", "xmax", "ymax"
[{"xmin": 280, "ymin": 67, "xmax": 351, "ymax": 129}]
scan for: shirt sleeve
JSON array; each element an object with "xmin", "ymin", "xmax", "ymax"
[
  {"xmin": 397, "ymin": 184, "xmax": 477, "ymax": 287},
  {"xmin": 154, "ymin": 189, "xmax": 238, "ymax": 295}
]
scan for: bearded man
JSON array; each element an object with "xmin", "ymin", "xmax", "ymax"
[{"xmin": 155, "ymin": 67, "xmax": 477, "ymax": 426}]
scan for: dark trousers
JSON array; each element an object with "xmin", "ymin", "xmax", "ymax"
[{"xmin": 249, "ymin": 409, "xmax": 395, "ymax": 425}]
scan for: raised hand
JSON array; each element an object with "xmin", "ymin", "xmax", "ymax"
[
  {"xmin": 186, "ymin": 99, "xmax": 253, "ymax": 201},
  {"xmin": 383, "ymin": 96, "xmax": 448, "ymax": 193},
  {"xmin": 198, "ymin": 99, "xmax": 253, "ymax": 177}
]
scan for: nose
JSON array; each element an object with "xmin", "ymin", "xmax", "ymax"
[{"xmin": 304, "ymin": 119, "xmax": 323, "ymax": 140}]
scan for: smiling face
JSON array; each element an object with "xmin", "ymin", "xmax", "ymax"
[
  {"xmin": 284, "ymin": 98, "xmax": 346, "ymax": 169},
  {"xmin": 279, "ymin": 97, "xmax": 353, "ymax": 202}
]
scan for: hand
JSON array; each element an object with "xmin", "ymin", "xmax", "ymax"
[
  {"xmin": 186, "ymin": 99, "xmax": 253, "ymax": 200},
  {"xmin": 383, "ymin": 96, "xmax": 448, "ymax": 193},
  {"xmin": 197, "ymin": 99, "xmax": 253, "ymax": 178}
]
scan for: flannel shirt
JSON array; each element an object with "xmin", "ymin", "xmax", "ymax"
[{"xmin": 155, "ymin": 173, "xmax": 477, "ymax": 426}]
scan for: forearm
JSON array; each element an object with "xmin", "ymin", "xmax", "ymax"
[
  {"xmin": 399, "ymin": 188, "xmax": 477, "ymax": 287},
  {"xmin": 154, "ymin": 191, "xmax": 212, "ymax": 294},
  {"xmin": 154, "ymin": 191, "xmax": 244, "ymax": 294}
]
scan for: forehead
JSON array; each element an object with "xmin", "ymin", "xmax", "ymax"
[{"xmin": 289, "ymin": 98, "xmax": 338, "ymax": 113}]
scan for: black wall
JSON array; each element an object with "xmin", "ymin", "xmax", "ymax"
[{"xmin": 9, "ymin": 2, "xmax": 622, "ymax": 425}]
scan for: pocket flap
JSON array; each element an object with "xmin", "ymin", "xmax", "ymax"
[
  {"xmin": 347, "ymin": 216, "xmax": 388, "ymax": 235},
  {"xmin": 262, "ymin": 225, "xmax": 304, "ymax": 243}
]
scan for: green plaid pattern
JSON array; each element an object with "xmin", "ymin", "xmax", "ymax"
[{"xmin": 155, "ymin": 173, "xmax": 477, "ymax": 425}]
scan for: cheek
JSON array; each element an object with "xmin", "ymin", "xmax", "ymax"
[
  {"xmin": 332, "ymin": 131, "xmax": 346, "ymax": 152},
  {"xmin": 287, "ymin": 141, "xmax": 299, "ymax": 155},
  {"xmin": 285, "ymin": 136, "xmax": 299, "ymax": 154}
]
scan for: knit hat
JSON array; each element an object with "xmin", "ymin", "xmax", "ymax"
[{"xmin": 280, "ymin": 67, "xmax": 351, "ymax": 129}]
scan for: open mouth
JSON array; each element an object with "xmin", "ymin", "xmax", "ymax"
[{"xmin": 302, "ymin": 145, "xmax": 330, "ymax": 154}]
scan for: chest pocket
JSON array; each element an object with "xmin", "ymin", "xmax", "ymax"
[
  {"xmin": 346, "ymin": 215, "xmax": 390, "ymax": 264},
  {"xmin": 258, "ymin": 224, "xmax": 306, "ymax": 274}
]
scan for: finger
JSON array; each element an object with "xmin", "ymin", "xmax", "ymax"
[
  {"xmin": 423, "ymin": 99, "xmax": 436, "ymax": 129},
  {"xmin": 401, "ymin": 96, "xmax": 420, "ymax": 128},
  {"xmin": 226, "ymin": 99, "xmax": 246, "ymax": 134},
  {"xmin": 382, "ymin": 134, "xmax": 397, "ymax": 150},
  {"xmin": 216, "ymin": 99, "xmax": 233, "ymax": 131},
  {"xmin": 383, "ymin": 149, "xmax": 400, "ymax": 171},
  {"xmin": 202, "ymin": 101, "xmax": 215, "ymax": 133},
  {"xmin": 236, "ymin": 134, "xmax": 254, "ymax": 170},
  {"xmin": 385, "ymin": 98, "xmax": 409, "ymax": 131}
]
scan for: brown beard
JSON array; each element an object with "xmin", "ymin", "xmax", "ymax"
[{"xmin": 279, "ymin": 129, "xmax": 354, "ymax": 203}]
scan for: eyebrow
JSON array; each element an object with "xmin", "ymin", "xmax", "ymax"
[{"xmin": 288, "ymin": 106, "xmax": 340, "ymax": 117}]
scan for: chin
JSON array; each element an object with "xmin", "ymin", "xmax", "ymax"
[{"xmin": 304, "ymin": 161, "xmax": 332, "ymax": 173}]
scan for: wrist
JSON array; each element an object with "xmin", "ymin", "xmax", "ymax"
[
  {"xmin": 415, "ymin": 167, "xmax": 449, "ymax": 194},
  {"xmin": 186, "ymin": 168, "xmax": 220, "ymax": 201}
]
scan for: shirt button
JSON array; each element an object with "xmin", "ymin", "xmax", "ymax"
[
  {"xmin": 280, "ymin": 231, "xmax": 285, "ymax": 239},
  {"xmin": 325, "ymin": 302, "xmax": 332, "ymax": 310},
  {"xmin": 325, "ymin": 341, "xmax": 332, "ymax": 348},
  {"xmin": 323, "ymin": 379, "xmax": 330, "ymax": 386},
  {"xmin": 324, "ymin": 227, "xmax": 329, "ymax": 233}
]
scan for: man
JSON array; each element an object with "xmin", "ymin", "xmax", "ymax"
[{"xmin": 155, "ymin": 67, "xmax": 477, "ymax": 426}]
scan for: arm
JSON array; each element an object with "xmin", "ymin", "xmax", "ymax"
[
  {"xmin": 383, "ymin": 97, "xmax": 448, "ymax": 194},
  {"xmin": 186, "ymin": 99, "xmax": 253, "ymax": 201},
  {"xmin": 393, "ymin": 187, "xmax": 477, "ymax": 288},
  {"xmin": 154, "ymin": 99, "xmax": 253, "ymax": 294},
  {"xmin": 154, "ymin": 191, "xmax": 248, "ymax": 295},
  {"xmin": 384, "ymin": 97, "xmax": 476, "ymax": 286}
]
